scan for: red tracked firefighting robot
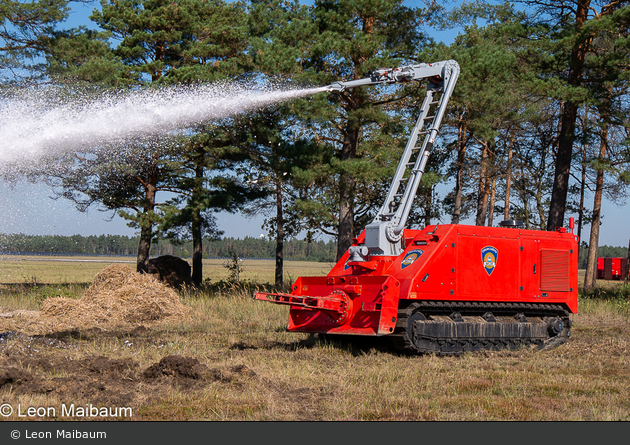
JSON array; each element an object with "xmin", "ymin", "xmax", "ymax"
[{"xmin": 255, "ymin": 60, "xmax": 578, "ymax": 355}]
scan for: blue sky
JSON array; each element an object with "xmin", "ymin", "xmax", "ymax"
[{"xmin": 0, "ymin": 1, "xmax": 627, "ymax": 247}]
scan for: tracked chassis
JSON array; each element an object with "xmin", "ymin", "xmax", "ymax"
[{"xmin": 392, "ymin": 301, "xmax": 571, "ymax": 355}]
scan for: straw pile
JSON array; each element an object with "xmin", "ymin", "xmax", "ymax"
[{"xmin": 4, "ymin": 264, "xmax": 192, "ymax": 335}]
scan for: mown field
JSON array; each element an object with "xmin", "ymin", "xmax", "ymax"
[{"xmin": 0, "ymin": 255, "xmax": 629, "ymax": 421}]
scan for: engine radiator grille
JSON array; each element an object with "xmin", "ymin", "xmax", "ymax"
[{"xmin": 540, "ymin": 249, "xmax": 571, "ymax": 292}]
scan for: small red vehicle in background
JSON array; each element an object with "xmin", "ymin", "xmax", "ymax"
[{"xmin": 597, "ymin": 257, "xmax": 629, "ymax": 280}]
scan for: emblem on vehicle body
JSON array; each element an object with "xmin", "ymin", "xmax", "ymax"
[
  {"xmin": 401, "ymin": 249, "xmax": 424, "ymax": 269},
  {"xmin": 481, "ymin": 246, "xmax": 498, "ymax": 276}
]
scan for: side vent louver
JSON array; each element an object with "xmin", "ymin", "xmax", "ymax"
[{"xmin": 540, "ymin": 249, "xmax": 571, "ymax": 292}]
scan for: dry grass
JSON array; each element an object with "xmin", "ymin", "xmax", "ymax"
[
  {"xmin": 0, "ymin": 264, "xmax": 191, "ymax": 336},
  {"xmin": 0, "ymin": 260, "xmax": 628, "ymax": 421}
]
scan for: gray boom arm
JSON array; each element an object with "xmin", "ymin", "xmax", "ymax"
[
  {"xmin": 327, "ymin": 62, "xmax": 450, "ymax": 92},
  {"xmin": 326, "ymin": 60, "xmax": 460, "ymax": 259}
]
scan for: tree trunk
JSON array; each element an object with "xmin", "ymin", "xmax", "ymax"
[
  {"xmin": 136, "ymin": 175, "xmax": 157, "ymax": 273},
  {"xmin": 584, "ymin": 124, "xmax": 608, "ymax": 293},
  {"xmin": 137, "ymin": 222, "xmax": 152, "ymax": 273},
  {"xmin": 504, "ymin": 133, "xmax": 514, "ymax": 222},
  {"xmin": 517, "ymin": 155, "xmax": 531, "ymax": 229},
  {"xmin": 191, "ymin": 162, "xmax": 204, "ymax": 287},
  {"xmin": 523, "ymin": 205, "xmax": 531, "ymax": 230},
  {"xmin": 576, "ymin": 106, "xmax": 590, "ymax": 254},
  {"xmin": 191, "ymin": 207, "xmax": 203, "ymax": 287},
  {"xmin": 452, "ymin": 116, "xmax": 468, "ymax": 224},
  {"xmin": 275, "ymin": 175, "xmax": 284, "ymax": 287},
  {"xmin": 336, "ymin": 121, "xmax": 360, "ymax": 261},
  {"xmin": 547, "ymin": 0, "xmax": 591, "ymax": 231},
  {"xmin": 487, "ymin": 176, "xmax": 496, "ymax": 227},
  {"xmin": 475, "ymin": 142, "xmax": 490, "ymax": 226},
  {"xmin": 424, "ymin": 187, "xmax": 432, "ymax": 226},
  {"xmin": 548, "ymin": 102, "xmax": 579, "ymax": 230},
  {"xmin": 536, "ymin": 146, "xmax": 548, "ymax": 230},
  {"xmin": 536, "ymin": 187, "xmax": 546, "ymax": 230},
  {"xmin": 577, "ymin": 143, "xmax": 587, "ymax": 255}
]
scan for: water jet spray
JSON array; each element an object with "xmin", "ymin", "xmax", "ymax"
[{"xmin": 0, "ymin": 82, "xmax": 328, "ymax": 173}]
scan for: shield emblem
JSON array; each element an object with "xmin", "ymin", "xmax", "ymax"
[
  {"xmin": 401, "ymin": 249, "xmax": 423, "ymax": 269},
  {"xmin": 481, "ymin": 246, "xmax": 498, "ymax": 276}
]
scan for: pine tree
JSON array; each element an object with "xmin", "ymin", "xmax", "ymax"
[
  {"xmin": 433, "ymin": 3, "xmax": 552, "ymax": 227},
  {"xmin": 243, "ymin": 0, "xmax": 328, "ymax": 285},
  {"xmin": 513, "ymin": 0, "xmax": 630, "ymax": 230},
  {"xmin": 0, "ymin": 0, "xmax": 71, "ymax": 84},
  {"xmin": 155, "ymin": 0, "xmax": 256, "ymax": 285},
  {"xmin": 254, "ymin": 0, "xmax": 431, "ymax": 261},
  {"xmin": 234, "ymin": 106, "xmax": 324, "ymax": 287},
  {"xmin": 46, "ymin": 0, "xmax": 257, "ymax": 277}
]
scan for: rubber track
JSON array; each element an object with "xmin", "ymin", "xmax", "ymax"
[{"xmin": 390, "ymin": 301, "xmax": 572, "ymax": 356}]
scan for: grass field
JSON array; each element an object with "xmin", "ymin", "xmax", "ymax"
[
  {"xmin": 0, "ymin": 255, "xmax": 629, "ymax": 421},
  {"xmin": 0, "ymin": 255, "xmax": 335, "ymax": 286}
]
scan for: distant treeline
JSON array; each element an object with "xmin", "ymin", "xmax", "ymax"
[
  {"xmin": 0, "ymin": 233, "xmax": 337, "ymax": 263},
  {"xmin": 1, "ymin": 233, "xmax": 627, "ymax": 268},
  {"xmin": 578, "ymin": 244, "xmax": 628, "ymax": 269}
]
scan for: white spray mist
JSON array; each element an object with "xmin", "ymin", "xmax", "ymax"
[{"xmin": 0, "ymin": 82, "xmax": 328, "ymax": 167}]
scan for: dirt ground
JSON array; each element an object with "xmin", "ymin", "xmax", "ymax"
[
  {"xmin": 1, "ymin": 307, "xmax": 630, "ymax": 421},
  {"xmin": 0, "ymin": 264, "xmax": 248, "ymax": 420},
  {"xmin": 0, "ymin": 327, "xmax": 257, "ymax": 418}
]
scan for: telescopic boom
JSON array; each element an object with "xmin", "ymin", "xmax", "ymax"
[{"xmin": 326, "ymin": 60, "xmax": 460, "ymax": 258}]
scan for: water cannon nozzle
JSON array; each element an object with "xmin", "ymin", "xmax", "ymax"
[{"xmin": 326, "ymin": 82, "xmax": 346, "ymax": 92}]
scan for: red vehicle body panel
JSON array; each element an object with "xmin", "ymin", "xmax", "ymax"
[{"xmin": 261, "ymin": 224, "xmax": 579, "ymax": 337}]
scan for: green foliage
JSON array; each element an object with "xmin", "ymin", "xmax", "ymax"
[
  {"xmin": 223, "ymin": 248, "xmax": 245, "ymax": 283},
  {"xmin": 235, "ymin": 107, "xmax": 323, "ymax": 239},
  {"xmin": 580, "ymin": 284, "xmax": 630, "ymax": 315},
  {"xmin": 0, "ymin": 0, "xmax": 71, "ymax": 83},
  {"xmin": 265, "ymin": 0, "xmax": 433, "ymax": 257},
  {"xmin": 27, "ymin": 284, "xmax": 80, "ymax": 305},
  {"xmin": 0, "ymin": 233, "xmax": 138, "ymax": 255},
  {"xmin": 89, "ymin": 0, "xmax": 253, "ymax": 84},
  {"xmin": 42, "ymin": 0, "xmax": 262, "ymax": 276},
  {"xmin": 47, "ymin": 27, "xmax": 135, "ymax": 87}
]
